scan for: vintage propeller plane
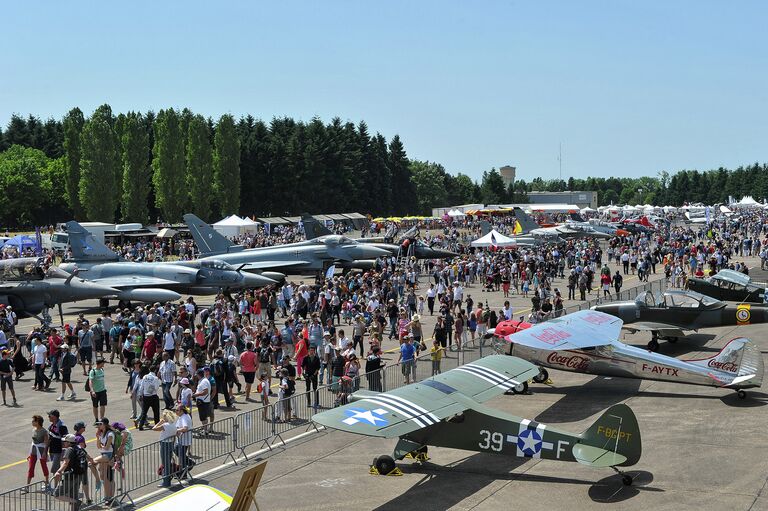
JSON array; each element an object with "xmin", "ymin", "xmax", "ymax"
[
  {"xmin": 491, "ymin": 310, "xmax": 763, "ymax": 399},
  {"xmin": 312, "ymin": 354, "xmax": 643, "ymax": 486},
  {"xmin": 591, "ymin": 289, "xmax": 768, "ymax": 351}
]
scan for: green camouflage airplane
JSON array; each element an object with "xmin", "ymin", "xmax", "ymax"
[{"xmin": 313, "ymin": 355, "xmax": 642, "ymax": 485}]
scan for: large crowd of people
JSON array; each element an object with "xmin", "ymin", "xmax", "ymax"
[{"xmin": 4, "ymin": 207, "xmax": 768, "ymax": 508}]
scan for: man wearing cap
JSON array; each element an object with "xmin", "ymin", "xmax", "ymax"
[
  {"xmin": 47, "ymin": 409, "xmax": 69, "ymax": 474},
  {"xmin": 0, "ymin": 348, "xmax": 16, "ymax": 405},
  {"xmin": 57, "ymin": 344, "xmax": 77, "ymax": 401},
  {"xmin": 52, "ymin": 433, "xmax": 83, "ymax": 511},
  {"xmin": 193, "ymin": 368, "xmax": 212, "ymax": 434}
]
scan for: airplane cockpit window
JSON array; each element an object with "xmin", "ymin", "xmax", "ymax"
[
  {"xmin": 635, "ymin": 291, "xmax": 658, "ymax": 308},
  {"xmin": 337, "ymin": 236, "xmax": 353, "ymax": 244},
  {"xmin": 0, "ymin": 258, "xmax": 47, "ymax": 281},
  {"xmin": 664, "ymin": 293, "xmax": 701, "ymax": 308}
]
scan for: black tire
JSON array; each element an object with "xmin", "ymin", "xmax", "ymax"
[
  {"xmin": 533, "ymin": 369, "xmax": 549, "ymax": 384},
  {"xmin": 374, "ymin": 455, "xmax": 396, "ymax": 475},
  {"xmin": 737, "ymin": 390, "xmax": 747, "ymax": 399},
  {"xmin": 621, "ymin": 474, "xmax": 633, "ymax": 486},
  {"xmin": 647, "ymin": 339, "xmax": 659, "ymax": 352},
  {"xmin": 511, "ymin": 381, "xmax": 528, "ymax": 394}
]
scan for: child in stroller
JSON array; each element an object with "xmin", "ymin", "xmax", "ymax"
[{"xmin": 334, "ymin": 375, "xmax": 354, "ymax": 407}]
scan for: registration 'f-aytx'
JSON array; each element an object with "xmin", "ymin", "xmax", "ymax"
[{"xmin": 498, "ymin": 310, "xmax": 764, "ymax": 399}]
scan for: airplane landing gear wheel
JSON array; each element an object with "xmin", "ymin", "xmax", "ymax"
[
  {"xmin": 737, "ymin": 390, "xmax": 747, "ymax": 399},
  {"xmin": 647, "ymin": 339, "xmax": 659, "ymax": 352},
  {"xmin": 533, "ymin": 369, "xmax": 549, "ymax": 384},
  {"xmin": 507, "ymin": 381, "xmax": 528, "ymax": 395},
  {"xmin": 621, "ymin": 474, "xmax": 633, "ymax": 486},
  {"xmin": 373, "ymin": 455, "xmax": 396, "ymax": 475}
]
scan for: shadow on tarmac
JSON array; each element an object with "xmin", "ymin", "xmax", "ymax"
[
  {"xmin": 532, "ymin": 376, "xmax": 642, "ymax": 424},
  {"xmin": 588, "ymin": 470, "xmax": 661, "ymax": 503}
]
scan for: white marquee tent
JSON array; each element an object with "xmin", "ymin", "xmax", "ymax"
[
  {"xmin": 213, "ymin": 215, "xmax": 260, "ymax": 237},
  {"xmin": 470, "ymin": 229, "xmax": 517, "ymax": 248}
]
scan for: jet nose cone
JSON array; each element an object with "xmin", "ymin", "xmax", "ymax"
[
  {"xmin": 419, "ymin": 247, "xmax": 458, "ymax": 259},
  {"xmin": 359, "ymin": 245, "xmax": 391, "ymax": 259},
  {"xmin": 242, "ymin": 272, "xmax": 276, "ymax": 289}
]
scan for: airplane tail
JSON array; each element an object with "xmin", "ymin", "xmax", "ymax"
[
  {"xmin": 65, "ymin": 221, "xmax": 120, "ymax": 262},
  {"xmin": 183, "ymin": 213, "xmax": 236, "ymax": 256},
  {"xmin": 570, "ymin": 212, "xmax": 586, "ymax": 222},
  {"xmin": 301, "ymin": 213, "xmax": 331, "ymax": 240},
  {"xmin": 575, "ymin": 404, "xmax": 641, "ymax": 467},
  {"xmin": 512, "ymin": 208, "xmax": 540, "ymax": 234},
  {"xmin": 479, "ymin": 220, "xmax": 491, "ymax": 236},
  {"xmin": 683, "ymin": 337, "xmax": 764, "ymax": 388},
  {"xmin": 639, "ymin": 216, "xmax": 655, "ymax": 228}
]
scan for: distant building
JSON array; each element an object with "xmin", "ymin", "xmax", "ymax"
[
  {"xmin": 499, "ymin": 166, "xmax": 516, "ymax": 188},
  {"xmin": 526, "ymin": 191, "xmax": 597, "ymax": 209}
]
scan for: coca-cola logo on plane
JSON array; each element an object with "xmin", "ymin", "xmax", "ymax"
[
  {"xmin": 708, "ymin": 359, "xmax": 738, "ymax": 373},
  {"xmin": 547, "ymin": 352, "xmax": 590, "ymax": 371}
]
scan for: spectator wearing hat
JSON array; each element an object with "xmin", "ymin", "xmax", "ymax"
[
  {"xmin": 193, "ymin": 368, "xmax": 213, "ymax": 434},
  {"xmin": 52, "ymin": 433, "xmax": 82, "ymax": 510},
  {"xmin": 57, "ymin": 344, "xmax": 77, "ymax": 401},
  {"xmin": 0, "ymin": 348, "xmax": 17, "ymax": 405},
  {"xmin": 178, "ymin": 377, "xmax": 193, "ymax": 410}
]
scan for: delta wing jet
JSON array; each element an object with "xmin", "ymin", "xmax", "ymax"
[
  {"xmin": 591, "ymin": 289, "xmax": 768, "ymax": 351},
  {"xmin": 60, "ymin": 221, "xmax": 273, "ymax": 307},
  {"xmin": 184, "ymin": 214, "xmax": 390, "ymax": 274},
  {"xmin": 493, "ymin": 310, "xmax": 763, "ymax": 399},
  {"xmin": 313, "ymin": 354, "xmax": 643, "ymax": 486}
]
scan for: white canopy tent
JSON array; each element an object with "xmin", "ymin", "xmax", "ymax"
[
  {"xmin": 580, "ymin": 207, "xmax": 596, "ymax": 214},
  {"xmin": 213, "ymin": 215, "xmax": 260, "ymax": 237},
  {"xmin": 447, "ymin": 209, "xmax": 466, "ymax": 217},
  {"xmin": 736, "ymin": 196, "xmax": 761, "ymax": 208},
  {"xmin": 470, "ymin": 229, "xmax": 517, "ymax": 248}
]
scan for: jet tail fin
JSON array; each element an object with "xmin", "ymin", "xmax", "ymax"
[
  {"xmin": 576, "ymin": 404, "xmax": 641, "ymax": 467},
  {"xmin": 301, "ymin": 213, "xmax": 331, "ymax": 240},
  {"xmin": 479, "ymin": 220, "xmax": 491, "ymax": 236},
  {"xmin": 570, "ymin": 212, "xmax": 586, "ymax": 222},
  {"xmin": 183, "ymin": 213, "xmax": 236, "ymax": 256},
  {"xmin": 684, "ymin": 337, "xmax": 764, "ymax": 387},
  {"xmin": 65, "ymin": 221, "xmax": 120, "ymax": 262},
  {"xmin": 513, "ymin": 207, "xmax": 540, "ymax": 234}
]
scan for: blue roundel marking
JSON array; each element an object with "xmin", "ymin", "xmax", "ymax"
[{"xmin": 517, "ymin": 428, "xmax": 542, "ymax": 456}]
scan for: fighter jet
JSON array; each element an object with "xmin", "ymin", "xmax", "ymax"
[
  {"xmin": 301, "ymin": 214, "xmax": 458, "ymax": 260},
  {"xmin": 183, "ymin": 214, "xmax": 390, "ymax": 274},
  {"xmin": 60, "ymin": 221, "xmax": 274, "ymax": 308},
  {"xmin": 591, "ymin": 289, "xmax": 768, "ymax": 351},
  {"xmin": 0, "ymin": 257, "xmax": 118, "ymax": 324},
  {"xmin": 491, "ymin": 310, "xmax": 763, "ymax": 400},
  {"xmin": 513, "ymin": 208, "xmax": 614, "ymax": 240},
  {"xmin": 686, "ymin": 269, "xmax": 767, "ymax": 304}
]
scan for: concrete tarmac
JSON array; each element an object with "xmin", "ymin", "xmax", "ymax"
[{"xmin": 2, "ymin": 254, "xmax": 766, "ymax": 511}]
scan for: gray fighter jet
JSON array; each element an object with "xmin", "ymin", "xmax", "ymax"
[
  {"xmin": 60, "ymin": 221, "xmax": 274, "ymax": 308},
  {"xmin": 184, "ymin": 214, "xmax": 391, "ymax": 274},
  {"xmin": 301, "ymin": 214, "xmax": 457, "ymax": 260},
  {"xmin": 0, "ymin": 257, "xmax": 118, "ymax": 324}
]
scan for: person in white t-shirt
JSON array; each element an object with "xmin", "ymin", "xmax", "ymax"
[
  {"xmin": 193, "ymin": 369, "xmax": 212, "ymax": 434},
  {"xmin": 32, "ymin": 337, "xmax": 51, "ymax": 390},
  {"xmin": 174, "ymin": 405, "xmax": 193, "ymax": 479}
]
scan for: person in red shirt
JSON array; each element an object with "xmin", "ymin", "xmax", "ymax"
[
  {"xmin": 47, "ymin": 328, "xmax": 63, "ymax": 381},
  {"xmin": 239, "ymin": 342, "xmax": 257, "ymax": 402},
  {"xmin": 142, "ymin": 332, "xmax": 157, "ymax": 361}
]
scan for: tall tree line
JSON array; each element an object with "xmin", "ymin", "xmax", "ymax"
[{"xmin": 1, "ymin": 108, "xmax": 767, "ymax": 227}]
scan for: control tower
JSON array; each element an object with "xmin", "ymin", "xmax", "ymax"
[{"xmin": 500, "ymin": 165, "xmax": 516, "ymax": 188}]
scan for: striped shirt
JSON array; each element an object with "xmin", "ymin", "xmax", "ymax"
[{"xmin": 159, "ymin": 360, "xmax": 177, "ymax": 384}]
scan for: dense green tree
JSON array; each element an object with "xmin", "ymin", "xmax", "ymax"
[
  {"xmin": 213, "ymin": 114, "xmax": 241, "ymax": 216},
  {"xmin": 0, "ymin": 145, "xmax": 47, "ymax": 226},
  {"xmin": 152, "ymin": 109, "xmax": 186, "ymax": 222},
  {"xmin": 388, "ymin": 135, "xmax": 415, "ymax": 215},
  {"xmin": 121, "ymin": 112, "xmax": 151, "ymax": 223},
  {"xmin": 410, "ymin": 160, "xmax": 448, "ymax": 214},
  {"xmin": 79, "ymin": 115, "xmax": 120, "ymax": 221},
  {"xmin": 62, "ymin": 108, "xmax": 85, "ymax": 219},
  {"xmin": 186, "ymin": 115, "xmax": 214, "ymax": 220},
  {"xmin": 480, "ymin": 168, "xmax": 507, "ymax": 204}
]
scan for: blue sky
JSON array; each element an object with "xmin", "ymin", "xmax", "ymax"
[{"xmin": 2, "ymin": 1, "xmax": 766, "ymax": 182}]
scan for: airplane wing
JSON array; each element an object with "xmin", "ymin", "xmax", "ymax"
[
  {"xmin": 506, "ymin": 310, "xmax": 623, "ymax": 350},
  {"xmin": 87, "ymin": 276, "xmax": 182, "ymax": 289},
  {"xmin": 623, "ymin": 322, "xmax": 688, "ymax": 336},
  {"xmin": 312, "ymin": 355, "xmax": 539, "ymax": 438}
]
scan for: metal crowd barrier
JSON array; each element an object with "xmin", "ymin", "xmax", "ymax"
[{"xmin": 0, "ymin": 275, "xmax": 667, "ymax": 510}]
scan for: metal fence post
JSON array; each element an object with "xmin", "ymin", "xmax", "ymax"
[{"xmin": 382, "ymin": 366, "xmax": 387, "ymax": 392}]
